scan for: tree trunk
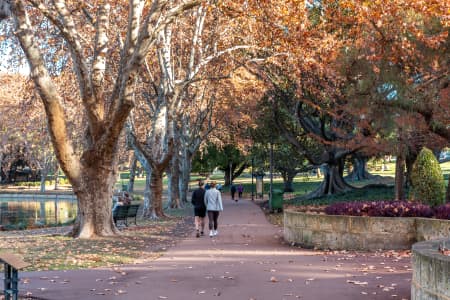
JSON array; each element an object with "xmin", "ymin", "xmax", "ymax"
[
  {"xmin": 40, "ymin": 171, "xmax": 47, "ymax": 192},
  {"xmin": 147, "ymin": 168, "xmax": 165, "ymax": 218},
  {"xmin": 142, "ymin": 168, "xmax": 154, "ymax": 218},
  {"xmin": 224, "ymin": 162, "xmax": 248, "ymax": 186},
  {"xmin": 281, "ymin": 171, "xmax": 295, "ymax": 192},
  {"xmin": 54, "ymin": 166, "xmax": 59, "ymax": 190},
  {"xmin": 405, "ymin": 153, "xmax": 417, "ymax": 190},
  {"xmin": 346, "ymin": 156, "xmax": 374, "ymax": 181},
  {"xmin": 224, "ymin": 168, "xmax": 232, "ymax": 186},
  {"xmin": 167, "ymin": 154, "xmax": 181, "ymax": 209},
  {"xmin": 70, "ymin": 164, "xmax": 119, "ymax": 238},
  {"xmin": 306, "ymin": 163, "xmax": 353, "ymax": 199},
  {"xmin": 127, "ymin": 154, "xmax": 137, "ymax": 193},
  {"xmin": 179, "ymin": 150, "xmax": 192, "ymax": 203},
  {"xmin": 394, "ymin": 154, "xmax": 406, "ymax": 201},
  {"xmin": 143, "ymin": 169, "xmax": 166, "ymax": 219}
]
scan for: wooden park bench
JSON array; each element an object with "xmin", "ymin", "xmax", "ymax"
[
  {"xmin": 113, "ymin": 204, "xmax": 139, "ymax": 227},
  {"xmin": 0, "ymin": 253, "xmax": 30, "ymax": 300}
]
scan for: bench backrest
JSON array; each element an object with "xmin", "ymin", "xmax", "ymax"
[
  {"xmin": 127, "ymin": 204, "xmax": 140, "ymax": 217},
  {"xmin": 113, "ymin": 205, "xmax": 129, "ymax": 219}
]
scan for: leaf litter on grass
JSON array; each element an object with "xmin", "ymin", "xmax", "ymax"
[{"xmin": 0, "ymin": 216, "xmax": 193, "ymax": 271}]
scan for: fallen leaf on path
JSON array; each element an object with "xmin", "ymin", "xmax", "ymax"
[
  {"xmin": 347, "ymin": 280, "xmax": 368, "ymax": 285},
  {"xmin": 270, "ymin": 276, "xmax": 278, "ymax": 282}
]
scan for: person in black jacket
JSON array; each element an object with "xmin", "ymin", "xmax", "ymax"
[
  {"xmin": 191, "ymin": 180, "xmax": 206, "ymax": 237},
  {"xmin": 230, "ymin": 183, "xmax": 237, "ymax": 202}
]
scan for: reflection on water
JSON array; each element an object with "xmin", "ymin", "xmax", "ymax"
[{"xmin": 0, "ymin": 194, "xmax": 77, "ymax": 228}]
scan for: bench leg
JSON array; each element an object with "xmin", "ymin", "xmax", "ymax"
[{"xmin": 3, "ymin": 264, "xmax": 18, "ymax": 300}]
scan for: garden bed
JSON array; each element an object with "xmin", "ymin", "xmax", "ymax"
[{"xmin": 284, "ymin": 209, "xmax": 450, "ymax": 251}]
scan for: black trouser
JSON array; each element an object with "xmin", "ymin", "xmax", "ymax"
[{"xmin": 208, "ymin": 211, "xmax": 220, "ymax": 230}]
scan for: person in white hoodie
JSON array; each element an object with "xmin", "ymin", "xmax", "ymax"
[{"xmin": 204, "ymin": 181, "xmax": 223, "ymax": 237}]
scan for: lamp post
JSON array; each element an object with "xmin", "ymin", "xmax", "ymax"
[
  {"xmin": 251, "ymin": 157, "xmax": 254, "ymax": 201},
  {"xmin": 269, "ymin": 142, "xmax": 273, "ymax": 210},
  {"xmin": 229, "ymin": 161, "xmax": 232, "ymax": 186}
]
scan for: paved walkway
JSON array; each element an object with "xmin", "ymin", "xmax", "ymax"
[{"xmin": 16, "ymin": 197, "xmax": 411, "ymax": 300}]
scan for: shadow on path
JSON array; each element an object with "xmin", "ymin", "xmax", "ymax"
[{"xmin": 14, "ymin": 196, "xmax": 412, "ymax": 300}]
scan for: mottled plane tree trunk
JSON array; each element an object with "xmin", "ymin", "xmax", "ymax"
[
  {"xmin": 167, "ymin": 136, "xmax": 182, "ymax": 208},
  {"xmin": 3, "ymin": 0, "xmax": 199, "ymax": 237}
]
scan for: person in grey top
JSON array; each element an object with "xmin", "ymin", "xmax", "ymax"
[{"xmin": 204, "ymin": 181, "xmax": 223, "ymax": 237}]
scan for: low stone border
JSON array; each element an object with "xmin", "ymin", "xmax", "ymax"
[
  {"xmin": 411, "ymin": 239, "xmax": 450, "ymax": 300},
  {"xmin": 284, "ymin": 210, "xmax": 450, "ymax": 250}
]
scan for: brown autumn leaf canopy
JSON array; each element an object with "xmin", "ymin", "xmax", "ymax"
[{"xmin": 0, "ymin": 0, "xmax": 448, "ymax": 235}]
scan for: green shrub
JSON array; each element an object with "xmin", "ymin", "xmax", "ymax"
[{"xmin": 410, "ymin": 147, "xmax": 446, "ymax": 206}]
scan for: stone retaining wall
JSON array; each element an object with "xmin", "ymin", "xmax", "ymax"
[
  {"xmin": 284, "ymin": 210, "xmax": 450, "ymax": 251},
  {"xmin": 411, "ymin": 239, "xmax": 450, "ymax": 300}
]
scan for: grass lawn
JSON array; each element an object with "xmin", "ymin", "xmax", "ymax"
[
  {"xmin": 0, "ymin": 206, "xmax": 193, "ymax": 271},
  {"xmin": 0, "ymin": 161, "xmax": 447, "ymax": 272}
]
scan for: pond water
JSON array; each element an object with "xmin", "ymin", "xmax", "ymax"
[{"xmin": 0, "ymin": 194, "xmax": 77, "ymax": 228}]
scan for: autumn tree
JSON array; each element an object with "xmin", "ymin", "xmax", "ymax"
[
  {"xmin": 240, "ymin": 0, "xmax": 448, "ymax": 200},
  {"xmin": 0, "ymin": 0, "xmax": 200, "ymax": 237},
  {"xmin": 249, "ymin": 93, "xmax": 310, "ymax": 192},
  {"xmin": 0, "ymin": 74, "xmax": 27, "ymax": 182},
  {"xmin": 336, "ymin": 1, "xmax": 449, "ymax": 199},
  {"xmin": 126, "ymin": 1, "xmax": 253, "ymax": 216}
]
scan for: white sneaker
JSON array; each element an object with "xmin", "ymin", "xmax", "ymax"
[
  {"xmin": 209, "ymin": 230, "xmax": 214, "ymax": 237},
  {"xmin": 213, "ymin": 230, "xmax": 218, "ymax": 236}
]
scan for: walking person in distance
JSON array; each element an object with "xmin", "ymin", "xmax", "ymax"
[
  {"xmin": 204, "ymin": 181, "xmax": 223, "ymax": 237},
  {"xmin": 237, "ymin": 184, "xmax": 244, "ymax": 200},
  {"xmin": 230, "ymin": 183, "xmax": 237, "ymax": 202},
  {"xmin": 191, "ymin": 180, "xmax": 206, "ymax": 237}
]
